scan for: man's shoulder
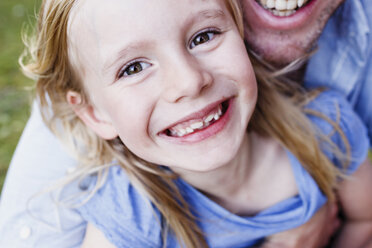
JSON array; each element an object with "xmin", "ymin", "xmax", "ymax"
[{"xmin": 0, "ymin": 103, "xmax": 84, "ymax": 247}]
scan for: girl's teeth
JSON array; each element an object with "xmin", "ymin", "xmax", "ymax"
[
  {"xmin": 168, "ymin": 104, "xmax": 224, "ymax": 137},
  {"xmin": 179, "ymin": 129, "xmax": 187, "ymax": 136},
  {"xmin": 186, "ymin": 127, "xmax": 193, "ymax": 134},
  {"xmin": 204, "ymin": 114, "xmax": 214, "ymax": 123},
  {"xmin": 190, "ymin": 122, "xmax": 204, "ymax": 130}
]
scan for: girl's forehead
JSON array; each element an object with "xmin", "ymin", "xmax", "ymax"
[
  {"xmin": 67, "ymin": 0, "xmax": 229, "ymax": 58},
  {"xmin": 69, "ymin": 0, "xmax": 228, "ymax": 41},
  {"xmin": 71, "ymin": 0, "xmax": 226, "ymax": 25}
]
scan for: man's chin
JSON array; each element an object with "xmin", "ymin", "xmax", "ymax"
[
  {"xmin": 262, "ymin": 51, "xmax": 312, "ymax": 68},
  {"xmin": 241, "ymin": 0, "xmax": 344, "ymax": 66},
  {"xmin": 247, "ymin": 37, "xmax": 316, "ymax": 68}
]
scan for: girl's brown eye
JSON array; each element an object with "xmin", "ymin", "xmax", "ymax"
[
  {"xmin": 190, "ymin": 30, "xmax": 219, "ymax": 49},
  {"xmin": 126, "ymin": 63, "xmax": 143, "ymax": 76},
  {"xmin": 194, "ymin": 33, "xmax": 211, "ymax": 45},
  {"xmin": 118, "ymin": 61, "xmax": 151, "ymax": 79}
]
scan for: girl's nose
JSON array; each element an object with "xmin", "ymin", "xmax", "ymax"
[{"xmin": 161, "ymin": 53, "xmax": 213, "ymax": 103}]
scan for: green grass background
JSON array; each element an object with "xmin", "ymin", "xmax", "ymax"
[{"xmin": 0, "ymin": 0, "xmax": 40, "ymax": 191}]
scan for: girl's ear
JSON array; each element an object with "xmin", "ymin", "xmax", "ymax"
[{"xmin": 67, "ymin": 91, "xmax": 118, "ymax": 140}]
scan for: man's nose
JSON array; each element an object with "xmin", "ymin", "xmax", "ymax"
[{"xmin": 161, "ymin": 52, "xmax": 213, "ymax": 103}]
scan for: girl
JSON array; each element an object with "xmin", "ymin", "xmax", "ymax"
[{"xmin": 22, "ymin": 0, "xmax": 372, "ymax": 247}]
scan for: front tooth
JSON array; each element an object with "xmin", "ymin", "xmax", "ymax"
[
  {"xmin": 205, "ymin": 114, "xmax": 214, "ymax": 123},
  {"xmin": 169, "ymin": 129, "xmax": 178, "ymax": 137},
  {"xmin": 275, "ymin": 0, "xmax": 286, "ymax": 10},
  {"xmin": 287, "ymin": 0, "xmax": 297, "ymax": 10},
  {"xmin": 297, "ymin": 0, "xmax": 304, "ymax": 7},
  {"xmin": 266, "ymin": 0, "xmax": 275, "ymax": 8},
  {"xmin": 217, "ymin": 106, "xmax": 222, "ymax": 116},
  {"xmin": 190, "ymin": 122, "xmax": 204, "ymax": 130},
  {"xmin": 186, "ymin": 127, "xmax": 194, "ymax": 134},
  {"xmin": 214, "ymin": 113, "xmax": 220, "ymax": 121},
  {"xmin": 178, "ymin": 129, "xmax": 187, "ymax": 136}
]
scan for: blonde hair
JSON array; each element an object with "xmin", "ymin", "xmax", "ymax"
[{"xmin": 20, "ymin": 0, "xmax": 347, "ymax": 247}]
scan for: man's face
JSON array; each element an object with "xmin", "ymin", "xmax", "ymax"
[{"xmin": 241, "ymin": 0, "xmax": 345, "ymax": 66}]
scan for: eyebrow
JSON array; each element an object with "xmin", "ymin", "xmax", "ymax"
[
  {"xmin": 103, "ymin": 41, "xmax": 152, "ymax": 75},
  {"xmin": 184, "ymin": 9, "xmax": 227, "ymax": 29}
]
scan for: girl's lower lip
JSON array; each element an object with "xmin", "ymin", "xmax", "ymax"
[
  {"xmin": 160, "ymin": 99, "xmax": 234, "ymax": 144},
  {"xmin": 249, "ymin": 0, "xmax": 318, "ymax": 30}
]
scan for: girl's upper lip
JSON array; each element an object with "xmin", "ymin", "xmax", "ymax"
[{"xmin": 159, "ymin": 97, "xmax": 231, "ymax": 134}]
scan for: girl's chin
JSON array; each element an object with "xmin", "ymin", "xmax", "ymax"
[{"xmin": 169, "ymin": 141, "xmax": 244, "ymax": 173}]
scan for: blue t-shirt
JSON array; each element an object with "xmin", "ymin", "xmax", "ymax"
[{"xmin": 77, "ymin": 91, "xmax": 369, "ymax": 248}]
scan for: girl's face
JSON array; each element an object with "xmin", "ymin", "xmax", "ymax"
[{"xmin": 68, "ymin": 0, "xmax": 257, "ymax": 172}]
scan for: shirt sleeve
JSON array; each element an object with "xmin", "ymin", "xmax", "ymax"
[
  {"xmin": 305, "ymin": 90, "xmax": 370, "ymax": 175},
  {"xmin": 77, "ymin": 166, "xmax": 163, "ymax": 248}
]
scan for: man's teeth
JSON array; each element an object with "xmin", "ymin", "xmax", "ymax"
[
  {"xmin": 168, "ymin": 105, "xmax": 223, "ymax": 137},
  {"xmin": 260, "ymin": 0, "xmax": 308, "ymax": 9},
  {"xmin": 258, "ymin": 0, "xmax": 309, "ymax": 16}
]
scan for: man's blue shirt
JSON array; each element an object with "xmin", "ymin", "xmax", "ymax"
[{"xmin": 305, "ymin": 0, "xmax": 372, "ymax": 142}]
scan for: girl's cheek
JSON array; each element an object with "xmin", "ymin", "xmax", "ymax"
[{"xmin": 242, "ymin": 84, "xmax": 257, "ymax": 105}]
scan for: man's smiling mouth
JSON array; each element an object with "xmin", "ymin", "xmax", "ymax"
[
  {"xmin": 256, "ymin": 0, "xmax": 311, "ymax": 17},
  {"xmin": 163, "ymin": 100, "xmax": 230, "ymax": 138}
]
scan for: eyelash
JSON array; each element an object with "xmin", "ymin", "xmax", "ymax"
[{"xmin": 189, "ymin": 28, "xmax": 221, "ymax": 49}]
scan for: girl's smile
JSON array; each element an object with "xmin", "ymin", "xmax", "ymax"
[
  {"xmin": 159, "ymin": 98, "xmax": 233, "ymax": 143},
  {"xmin": 68, "ymin": 0, "xmax": 257, "ymax": 172}
]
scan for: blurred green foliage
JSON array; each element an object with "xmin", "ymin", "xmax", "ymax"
[{"xmin": 0, "ymin": 0, "xmax": 40, "ymax": 191}]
